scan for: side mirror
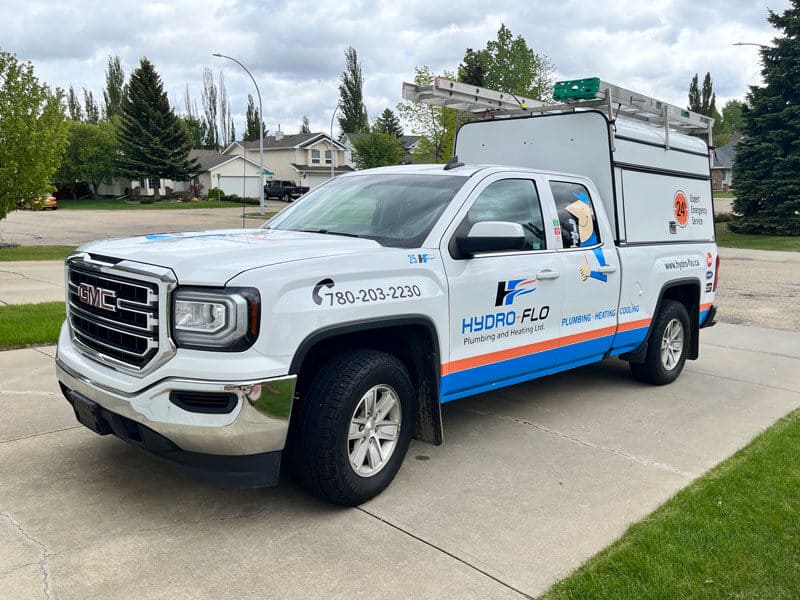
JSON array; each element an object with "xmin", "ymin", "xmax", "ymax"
[{"xmin": 456, "ymin": 221, "xmax": 526, "ymax": 257}]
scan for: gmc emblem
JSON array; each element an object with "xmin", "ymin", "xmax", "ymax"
[{"xmin": 77, "ymin": 283, "xmax": 117, "ymax": 312}]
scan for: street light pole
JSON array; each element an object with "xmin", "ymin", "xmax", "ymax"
[
  {"xmin": 330, "ymin": 102, "xmax": 341, "ymax": 180},
  {"xmin": 212, "ymin": 53, "xmax": 265, "ymax": 215}
]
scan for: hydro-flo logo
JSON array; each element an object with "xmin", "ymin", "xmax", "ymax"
[
  {"xmin": 462, "ymin": 279, "xmax": 549, "ymax": 344},
  {"xmin": 495, "ymin": 278, "xmax": 537, "ymax": 306}
]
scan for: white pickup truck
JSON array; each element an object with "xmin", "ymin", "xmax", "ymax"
[{"xmin": 56, "ymin": 78, "xmax": 718, "ymax": 505}]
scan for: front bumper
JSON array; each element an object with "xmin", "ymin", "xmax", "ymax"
[{"xmin": 56, "ymin": 358, "xmax": 296, "ymax": 487}]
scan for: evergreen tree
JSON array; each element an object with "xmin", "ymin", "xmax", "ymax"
[
  {"xmin": 732, "ymin": 1, "xmax": 800, "ymax": 235},
  {"xmin": 102, "ymin": 55, "xmax": 125, "ymax": 120},
  {"xmin": 244, "ymin": 94, "xmax": 266, "ymax": 141},
  {"xmin": 116, "ymin": 58, "xmax": 198, "ymax": 201},
  {"xmin": 338, "ymin": 46, "xmax": 369, "ymax": 133},
  {"xmin": 375, "ymin": 108, "xmax": 403, "ymax": 138}
]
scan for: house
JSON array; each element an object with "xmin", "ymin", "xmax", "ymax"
[
  {"xmin": 223, "ymin": 131, "xmax": 354, "ymax": 191},
  {"xmin": 711, "ymin": 141, "xmax": 738, "ymax": 191},
  {"xmin": 189, "ymin": 149, "xmax": 264, "ymax": 198}
]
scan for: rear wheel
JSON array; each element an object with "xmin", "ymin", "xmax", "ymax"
[
  {"xmin": 289, "ymin": 349, "xmax": 414, "ymax": 505},
  {"xmin": 630, "ymin": 299, "xmax": 690, "ymax": 385},
  {"xmin": 282, "ymin": 192, "xmax": 290, "ymax": 202}
]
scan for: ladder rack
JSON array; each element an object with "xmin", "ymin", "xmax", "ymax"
[{"xmin": 401, "ymin": 76, "xmax": 714, "ymax": 145}]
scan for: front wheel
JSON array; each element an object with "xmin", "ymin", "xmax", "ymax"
[
  {"xmin": 630, "ymin": 299, "xmax": 690, "ymax": 385},
  {"xmin": 289, "ymin": 350, "xmax": 415, "ymax": 505},
  {"xmin": 282, "ymin": 193, "xmax": 290, "ymax": 202}
]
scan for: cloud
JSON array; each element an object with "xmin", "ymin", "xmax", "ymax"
[{"xmin": 0, "ymin": 0, "xmax": 789, "ymax": 136}]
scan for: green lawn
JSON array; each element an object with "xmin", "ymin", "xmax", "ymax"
[
  {"xmin": 0, "ymin": 245, "xmax": 76, "ymax": 261},
  {"xmin": 57, "ymin": 197, "xmax": 244, "ymax": 210},
  {"xmin": 0, "ymin": 302, "xmax": 65, "ymax": 349},
  {"xmin": 544, "ymin": 409, "xmax": 800, "ymax": 599},
  {"xmin": 715, "ymin": 222, "xmax": 800, "ymax": 251},
  {"xmin": 712, "ymin": 190, "xmax": 736, "ymax": 199}
]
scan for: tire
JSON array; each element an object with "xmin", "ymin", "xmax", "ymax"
[
  {"xmin": 282, "ymin": 193, "xmax": 290, "ymax": 203},
  {"xmin": 289, "ymin": 349, "xmax": 415, "ymax": 505},
  {"xmin": 630, "ymin": 299, "xmax": 690, "ymax": 385}
]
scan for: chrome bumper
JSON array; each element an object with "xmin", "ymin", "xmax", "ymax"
[{"xmin": 56, "ymin": 358, "xmax": 296, "ymax": 456}]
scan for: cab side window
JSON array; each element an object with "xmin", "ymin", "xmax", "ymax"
[
  {"xmin": 550, "ymin": 181, "xmax": 601, "ymax": 249},
  {"xmin": 460, "ymin": 179, "xmax": 546, "ymax": 251}
]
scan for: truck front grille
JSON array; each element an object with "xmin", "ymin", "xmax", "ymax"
[{"xmin": 66, "ymin": 255, "xmax": 176, "ymax": 373}]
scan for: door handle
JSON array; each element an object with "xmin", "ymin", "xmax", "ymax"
[
  {"xmin": 536, "ymin": 269, "xmax": 561, "ymax": 280},
  {"xmin": 596, "ymin": 265, "xmax": 618, "ymax": 274}
]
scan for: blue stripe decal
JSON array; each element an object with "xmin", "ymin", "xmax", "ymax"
[
  {"xmin": 442, "ymin": 334, "xmax": 613, "ymax": 401},
  {"xmin": 700, "ymin": 309, "xmax": 710, "ymax": 325},
  {"xmin": 609, "ymin": 327, "xmax": 649, "ymax": 355}
]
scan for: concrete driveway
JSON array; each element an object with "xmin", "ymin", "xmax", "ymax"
[{"xmin": 2, "ymin": 323, "xmax": 799, "ymax": 599}]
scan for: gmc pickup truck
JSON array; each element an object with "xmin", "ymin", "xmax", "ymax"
[
  {"xmin": 56, "ymin": 77, "xmax": 718, "ymax": 505},
  {"xmin": 264, "ymin": 180, "xmax": 309, "ymax": 202}
]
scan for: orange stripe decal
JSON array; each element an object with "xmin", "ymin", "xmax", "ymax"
[{"xmin": 700, "ymin": 302, "xmax": 712, "ymax": 311}]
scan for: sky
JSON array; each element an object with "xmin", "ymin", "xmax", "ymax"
[{"xmin": 0, "ymin": 0, "xmax": 789, "ymax": 139}]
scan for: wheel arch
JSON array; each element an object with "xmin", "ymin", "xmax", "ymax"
[
  {"xmin": 289, "ymin": 315, "xmax": 443, "ymax": 445},
  {"xmin": 622, "ymin": 277, "xmax": 701, "ymax": 363}
]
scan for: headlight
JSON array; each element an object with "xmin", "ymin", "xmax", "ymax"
[{"xmin": 171, "ymin": 287, "xmax": 260, "ymax": 351}]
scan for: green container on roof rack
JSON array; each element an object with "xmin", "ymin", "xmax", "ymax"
[{"xmin": 553, "ymin": 78, "xmax": 601, "ymax": 101}]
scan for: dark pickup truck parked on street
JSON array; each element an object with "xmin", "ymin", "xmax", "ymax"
[{"xmin": 264, "ymin": 180, "xmax": 309, "ymax": 202}]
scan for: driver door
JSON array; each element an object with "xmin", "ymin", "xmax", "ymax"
[{"xmin": 440, "ymin": 174, "xmax": 563, "ymax": 401}]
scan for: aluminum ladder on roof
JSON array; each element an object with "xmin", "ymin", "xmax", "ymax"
[{"xmin": 401, "ymin": 76, "xmax": 714, "ymax": 147}]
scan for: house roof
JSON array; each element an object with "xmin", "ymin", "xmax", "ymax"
[
  {"xmin": 712, "ymin": 141, "xmax": 738, "ymax": 169},
  {"xmin": 189, "ymin": 149, "xmax": 265, "ymax": 173},
  {"xmin": 340, "ymin": 132, "xmax": 420, "ymax": 152},
  {"xmin": 230, "ymin": 132, "xmax": 346, "ymax": 151},
  {"xmin": 290, "ymin": 163, "xmax": 356, "ymax": 174},
  {"xmin": 188, "ymin": 149, "xmax": 232, "ymax": 172}
]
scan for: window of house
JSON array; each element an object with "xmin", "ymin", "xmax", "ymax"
[
  {"xmin": 458, "ymin": 178, "xmax": 546, "ymax": 251},
  {"xmin": 311, "ymin": 149, "xmax": 320, "ymax": 164},
  {"xmin": 550, "ymin": 181, "xmax": 601, "ymax": 249},
  {"xmin": 325, "ymin": 150, "xmax": 332, "ymax": 165}
]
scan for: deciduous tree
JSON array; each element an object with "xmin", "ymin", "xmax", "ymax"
[
  {"xmin": 102, "ymin": 55, "xmax": 125, "ymax": 121},
  {"xmin": 67, "ymin": 85, "xmax": 82, "ymax": 121},
  {"xmin": 338, "ymin": 46, "xmax": 368, "ymax": 134},
  {"xmin": 732, "ymin": 0, "xmax": 800, "ymax": 235},
  {"xmin": 300, "ymin": 115, "xmax": 311, "ymax": 134},
  {"xmin": 115, "ymin": 58, "xmax": 198, "ymax": 201},
  {"xmin": 0, "ymin": 50, "xmax": 68, "ymax": 221},
  {"xmin": 352, "ymin": 128, "xmax": 404, "ymax": 169},
  {"xmin": 396, "ymin": 66, "xmax": 456, "ymax": 163},
  {"xmin": 201, "ymin": 67, "xmax": 218, "ymax": 148},
  {"xmin": 55, "ymin": 121, "xmax": 116, "ymax": 197},
  {"xmin": 244, "ymin": 94, "xmax": 266, "ymax": 141}
]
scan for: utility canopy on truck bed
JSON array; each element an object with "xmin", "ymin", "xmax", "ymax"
[{"xmin": 402, "ymin": 77, "xmax": 715, "ymax": 246}]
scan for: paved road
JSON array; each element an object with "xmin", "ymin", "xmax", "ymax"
[
  {"xmin": 0, "ymin": 204, "xmax": 286, "ymax": 247},
  {"xmin": 2, "ymin": 324, "xmax": 799, "ymax": 599}
]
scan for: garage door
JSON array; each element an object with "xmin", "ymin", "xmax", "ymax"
[{"xmin": 218, "ymin": 176, "xmax": 261, "ymax": 199}]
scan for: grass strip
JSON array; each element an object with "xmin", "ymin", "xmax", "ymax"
[
  {"xmin": 715, "ymin": 222, "xmax": 800, "ymax": 251},
  {"xmin": 0, "ymin": 302, "xmax": 65, "ymax": 349},
  {"xmin": 0, "ymin": 245, "xmax": 76, "ymax": 261},
  {"xmin": 544, "ymin": 409, "xmax": 800, "ymax": 599}
]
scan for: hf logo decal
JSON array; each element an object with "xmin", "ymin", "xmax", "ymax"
[{"xmin": 495, "ymin": 279, "xmax": 537, "ymax": 306}]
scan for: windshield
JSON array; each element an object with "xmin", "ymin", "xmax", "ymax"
[{"xmin": 264, "ymin": 173, "xmax": 467, "ymax": 247}]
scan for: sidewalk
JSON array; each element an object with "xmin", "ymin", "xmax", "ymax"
[{"xmin": 0, "ymin": 260, "xmax": 64, "ymax": 305}]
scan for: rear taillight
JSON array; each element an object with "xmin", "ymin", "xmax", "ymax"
[{"xmin": 713, "ymin": 254, "xmax": 720, "ymax": 291}]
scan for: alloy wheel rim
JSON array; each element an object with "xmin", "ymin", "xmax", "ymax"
[
  {"xmin": 660, "ymin": 318, "xmax": 685, "ymax": 371},
  {"xmin": 347, "ymin": 384, "xmax": 401, "ymax": 477}
]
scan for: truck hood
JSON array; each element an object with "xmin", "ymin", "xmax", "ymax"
[{"xmin": 77, "ymin": 228, "xmax": 383, "ymax": 284}]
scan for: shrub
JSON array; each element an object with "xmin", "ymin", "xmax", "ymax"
[
  {"xmin": 139, "ymin": 195, "xmax": 154, "ymax": 205},
  {"xmin": 207, "ymin": 187, "xmax": 225, "ymax": 201}
]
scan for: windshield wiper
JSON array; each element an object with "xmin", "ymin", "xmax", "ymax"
[{"xmin": 294, "ymin": 228, "xmax": 362, "ymax": 238}]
